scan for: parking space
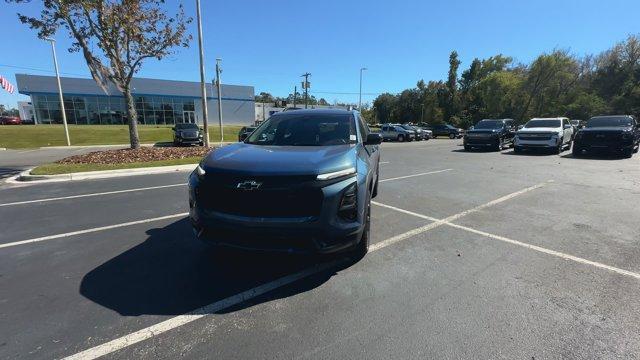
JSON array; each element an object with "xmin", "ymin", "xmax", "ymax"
[{"xmin": 1, "ymin": 139, "xmax": 639, "ymax": 359}]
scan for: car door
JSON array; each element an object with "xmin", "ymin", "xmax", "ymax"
[{"xmin": 381, "ymin": 125, "xmax": 389, "ymax": 140}]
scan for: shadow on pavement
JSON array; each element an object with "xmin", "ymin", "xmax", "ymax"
[
  {"xmin": 79, "ymin": 218, "xmax": 354, "ymax": 316},
  {"xmin": 561, "ymin": 152, "xmax": 630, "ymax": 161},
  {"xmin": 0, "ymin": 167, "xmax": 25, "ymax": 180}
]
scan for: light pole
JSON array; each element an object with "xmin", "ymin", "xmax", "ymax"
[
  {"xmin": 215, "ymin": 58, "xmax": 224, "ymax": 143},
  {"xmin": 45, "ymin": 38, "xmax": 70, "ymax": 146},
  {"xmin": 358, "ymin": 67, "xmax": 367, "ymax": 110},
  {"xmin": 195, "ymin": 0, "xmax": 210, "ymax": 147},
  {"xmin": 301, "ymin": 73, "xmax": 311, "ymax": 109}
]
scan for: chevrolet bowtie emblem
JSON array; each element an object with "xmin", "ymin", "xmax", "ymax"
[{"xmin": 236, "ymin": 180, "xmax": 262, "ymax": 191}]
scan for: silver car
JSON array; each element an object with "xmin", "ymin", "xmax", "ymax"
[{"xmin": 381, "ymin": 124, "xmax": 415, "ymax": 142}]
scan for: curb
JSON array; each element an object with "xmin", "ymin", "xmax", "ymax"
[
  {"xmin": 0, "ymin": 148, "xmax": 6, "ymax": 151},
  {"xmin": 40, "ymin": 142, "xmax": 235, "ymax": 150},
  {"xmin": 6, "ymin": 164, "xmax": 198, "ymax": 184}
]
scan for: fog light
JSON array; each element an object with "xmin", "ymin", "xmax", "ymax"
[{"xmin": 338, "ymin": 182, "xmax": 357, "ymax": 221}]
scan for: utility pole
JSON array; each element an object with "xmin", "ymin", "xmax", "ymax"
[
  {"xmin": 195, "ymin": 0, "xmax": 210, "ymax": 147},
  {"xmin": 293, "ymin": 85, "xmax": 297, "ymax": 108},
  {"xmin": 215, "ymin": 58, "xmax": 224, "ymax": 143},
  {"xmin": 359, "ymin": 67, "xmax": 367, "ymax": 110},
  {"xmin": 301, "ymin": 73, "xmax": 311, "ymax": 109},
  {"xmin": 44, "ymin": 38, "xmax": 70, "ymax": 146}
]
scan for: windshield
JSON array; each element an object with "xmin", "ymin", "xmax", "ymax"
[
  {"xmin": 525, "ymin": 120, "xmax": 561, "ymax": 128},
  {"xmin": 474, "ymin": 120, "xmax": 503, "ymax": 129},
  {"xmin": 400, "ymin": 125, "xmax": 415, "ymax": 130},
  {"xmin": 175, "ymin": 123, "xmax": 198, "ymax": 130},
  {"xmin": 245, "ymin": 113, "xmax": 356, "ymax": 146},
  {"xmin": 587, "ymin": 116, "xmax": 633, "ymax": 128}
]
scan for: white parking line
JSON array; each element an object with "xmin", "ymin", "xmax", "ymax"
[
  {"xmin": 0, "ymin": 213, "xmax": 188, "ymax": 249},
  {"xmin": 376, "ymin": 193, "xmax": 640, "ymax": 281},
  {"xmin": 61, "ymin": 181, "xmax": 545, "ymax": 359},
  {"xmin": 379, "ymin": 169, "xmax": 452, "ymax": 183},
  {"xmin": 0, "ymin": 183, "xmax": 186, "ymax": 207},
  {"xmin": 379, "ymin": 161, "xmax": 390, "ymax": 165}
]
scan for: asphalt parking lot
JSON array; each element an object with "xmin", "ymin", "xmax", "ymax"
[{"xmin": 1, "ymin": 139, "xmax": 640, "ymax": 359}]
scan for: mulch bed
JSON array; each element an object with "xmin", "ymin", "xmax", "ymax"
[{"xmin": 56, "ymin": 147, "xmax": 212, "ymax": 165}]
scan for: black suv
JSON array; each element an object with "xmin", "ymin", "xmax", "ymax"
[
  {"xmin": 173, "ymin": 123, "xmax": 204, "ymax": 146},
  {"xmin": 424, "ymin": 123, "xmax": 463, "ymax": 139},
  {"xmin": 573, "ymin": 115, "xmax": 640, "ymax": 158},
  {"xmin": 464, "ymin": 119, "xmax": 516, "ymax": 151}
]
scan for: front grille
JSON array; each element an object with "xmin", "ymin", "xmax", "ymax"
[
  {"xmin": 182, "ymin": 131, "xmax": 199, "ymax": 139},
  {"xmin": 581, "ymin": 132, "xmax": 623, "ymax": 143},
  {"xmin": 519, "ymin": 133, "xmax": 552, "ymax": 141},
  {"xmin": 197, "ymin": 174, "xmax": 323, "ymax": 218}
]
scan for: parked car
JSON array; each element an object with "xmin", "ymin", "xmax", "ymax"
[
  {"xmin": 173, "ymin": 123, "xmax": 204, "ymax": 146},
  {"xmin": 0, "ymin": 116, "xmax": 21, "ymax": 125},
  {"xmin": 514, "ymin": 117, "xmax": 574, "ymax": 154},
  {"xmin": 189, "ymin": 109, "xmax": 381, "ymax": 256},
  {"xmin": 463, "ymin": 119, "xmax": 516, "ymax": 151},
  {"xmin": 419, "ymin": 127, "xmax": 433, "ymax": 139},
  {"xmin": 238, "ymin": 126, "xmax": 257, "ymax": 142},
  {"xmin": 573, "ymin": 115, "xmax": 640, "ymax": 158},
  {"xmin": 399, "ymin": 124, "xmax": 428, "ymax": 140},
  {"xmin": 381, "ymin": 124, "xmax": 415, "ymax": 142},
  {"xmin": 423, "ymin": 123, "xmax": 463, "ymax": 139}
]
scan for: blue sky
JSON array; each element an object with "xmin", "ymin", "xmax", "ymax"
[{"xmin": 1, "ymin": 0, "xmax": 639, "ymax": 109}]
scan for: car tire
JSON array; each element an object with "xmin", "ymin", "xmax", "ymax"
[
  {"xmin": 556, "ymin": 139, "xmax": 563, "ymax": 154},
  {"xmin": 350, "ymin": 196, "xmax": 370, "ymax": 260},
  {"xmin": 464, "ymin": 145, "xmax": 471, "ymax": 151},
  {"xmin": 623, "ymin": 148, "xmax": 633, "ymax": 158},
  {"xmin": 514, "ymin": 146, "xmax": 522, "ymax": 153},
  {"xmin": 449, "ymin": 133, "xmax": 455, "ymax": 139},
  {"xmin": 495, "ymin": 139, "xmax": 503, "ymax": 151},
  {"xmin": 633, "ymin": 145, "xmax": 639, "ymax": 154},
  {"xmin": 397, "ymin": 134, "xmax": 405, "ymax": 142}
]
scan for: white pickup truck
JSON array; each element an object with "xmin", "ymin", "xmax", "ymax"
[{"xmin": 514, "ymin": 117, "xmax": 574, "ymax": 154}]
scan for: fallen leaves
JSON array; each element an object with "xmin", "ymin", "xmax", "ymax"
[{"xmin": 57, "ymin": 146, "xmax": 213, "ymax": 165}]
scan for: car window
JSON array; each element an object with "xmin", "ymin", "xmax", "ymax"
[
  {"xmin": 245, "ymin": 113, "xmax": 356, "ymax": 146},
  {"xmin": 525, "ymin": 120, "xmax": 562, "ymax": 128},
  {"xmin": 587, "ymin": 116, "xmax": 634, "ymax": 128},
  {"xmin": 382, "ymin": 126, "xmax": 388, "ymax": 132}
]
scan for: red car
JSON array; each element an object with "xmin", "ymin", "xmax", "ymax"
[{"xmin": 0, "ymin": 116, "xmax": 21, "ymax": 125}]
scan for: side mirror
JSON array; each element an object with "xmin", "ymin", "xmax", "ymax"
[{"xmin": 365, "ymin": 133, "xmax": 383, "ymax": 145}]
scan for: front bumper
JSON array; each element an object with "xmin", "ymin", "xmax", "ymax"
[
  {"xmin": 464, "ymin": 135, "xmax": 499, "ymax": 147},
  {"xmin": 573, "ymin": 140, "xmax": 635, "ymax": 153},
  {"xmin": 177, "ymin": 137, "xmax": 203, "ymax": 144},
  {"xmin": 514, "ymin": 136, "xmax": 560, "ymax": 149},
  {"xmin": 188, "ymin": 175, "xmax": 365, "ymax": 254}
]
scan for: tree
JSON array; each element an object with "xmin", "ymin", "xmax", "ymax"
[
  {"xmin": 12, "ymin": 0, "xmax": 192, "ymax": 149},
  {"xmin": 373, "ymin": 93, "xmax": 398, "ymax": 123},
  {"xmin": 255, "ymin": 92, "xmax": 276, "ymax": 103},
  {"xmin": 444, "ymin": 51, "xmax": 461, "ymax": 121},
  {"xmin": 318, "ymin": 98, "xmax": 329, "ymax": 106}
]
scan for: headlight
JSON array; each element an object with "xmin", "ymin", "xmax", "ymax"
[{"xmin": 317, "ymin": 167, "xmax": 356, "ymax": 181}]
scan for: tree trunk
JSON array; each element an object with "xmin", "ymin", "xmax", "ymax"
[{"xmin": 123, "ymin": 86, "xmax": 140, "ymax": 149}]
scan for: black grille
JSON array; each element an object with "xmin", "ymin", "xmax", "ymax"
[
  {"xmin": 519, "ymin": 134, "xmax": 552, "ymax": 141},
  {"xmin": 581, "ymin": 132, "xmax": 623, "ymax": 143},
  {"xmin": 197, "ymin": 174, "xmax": 323, "ymax": 218}
]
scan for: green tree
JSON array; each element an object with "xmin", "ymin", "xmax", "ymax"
[
  {"xmin": 444, "ymin": 51, "xmax": 461, "ymax": 121},
  {"xmin": 12, "ymin": 0, "xmax": 192, "ymax": 149},
  {"xmin": 373, "ymin": 93, "xmax": 398, "ymax": 123}
]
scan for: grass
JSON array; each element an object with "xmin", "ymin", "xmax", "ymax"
[
  {"xmin": 0, "ymin": 124, "xmax": 243, "ymax": 149},
  {"xmin": 31, "ymin": 156, "xmax": 202, "ymax": 175}
]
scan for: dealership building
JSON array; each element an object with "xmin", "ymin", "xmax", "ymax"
[{"xmin": 15, "ymin": 74, "xmax": 255, "ymax": 126}]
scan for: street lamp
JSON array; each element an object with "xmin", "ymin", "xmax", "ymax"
[
  {"xmin": 195, "ymin": 0, "xmax": 210, "ymax": 147},
  {"xmin": 44, "ymin": 37, "xmax": 70, "ymax": 146},
  {"xmin": 359, "ymin": 67, "xmax": 367, "ymax": 110}
]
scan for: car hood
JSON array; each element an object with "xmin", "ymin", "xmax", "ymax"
[
  {"xmin": 518, "ymin": 127, "xmax": 562, "ymax": 134},
  {"xmin": 579, "ymin": 126, "xmax": 632, "ymax": 133},
  {"xmin": 201, "ymin": 142, "xmax": 356, "ymax": 175}
]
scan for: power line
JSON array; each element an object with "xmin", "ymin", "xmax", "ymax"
[
  {"xmin": 0, "ymin": 64, "xmax": 87, "ymax": 77},
  {"xmin": 309, "ymin": 90, "xmax": 382, "ymax": 96}
]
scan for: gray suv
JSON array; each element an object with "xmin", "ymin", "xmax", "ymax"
[{"xmin": 381, "ymin": 124, "xmax": 415, "ymax": 142}]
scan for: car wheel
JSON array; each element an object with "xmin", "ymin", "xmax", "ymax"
[
  {"xmin": 514, "ymin": 146, "xmax": 522, "ymax": 153},
  {"xmin": 572, "ymin": 145, "xmax": 582, "ymax": 157},
  {"xmin": 464, "ymin": 145, "xmax": 471, "ymax": 151},
  {"xmin": 495, "ymin": 139, "xmax": 503, "ymax": 151},
  {"xmin": 371, "ymin": 168, "xmax": 379, "ymax": 198},
  {"xmin": 556, "ymin": 139, "xmax": 563, "ymax": 154},
  {"xmin": 633, "ymin": 145, "xmax": 639, "ymax": 154},
  {"xmin": 351, "ymin": 196, "xmax": 370, "ymax": 260},
  {"xmin": 623, "ymin": 148, "xmax": 633, "ymax": 158},
  {"xmin": 397, "ymin": 134, "xmax": 405, "ymax": 142},
  {"xmin": 449, "ymin": 133, "xmax": 455, "ymax": 139}
]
